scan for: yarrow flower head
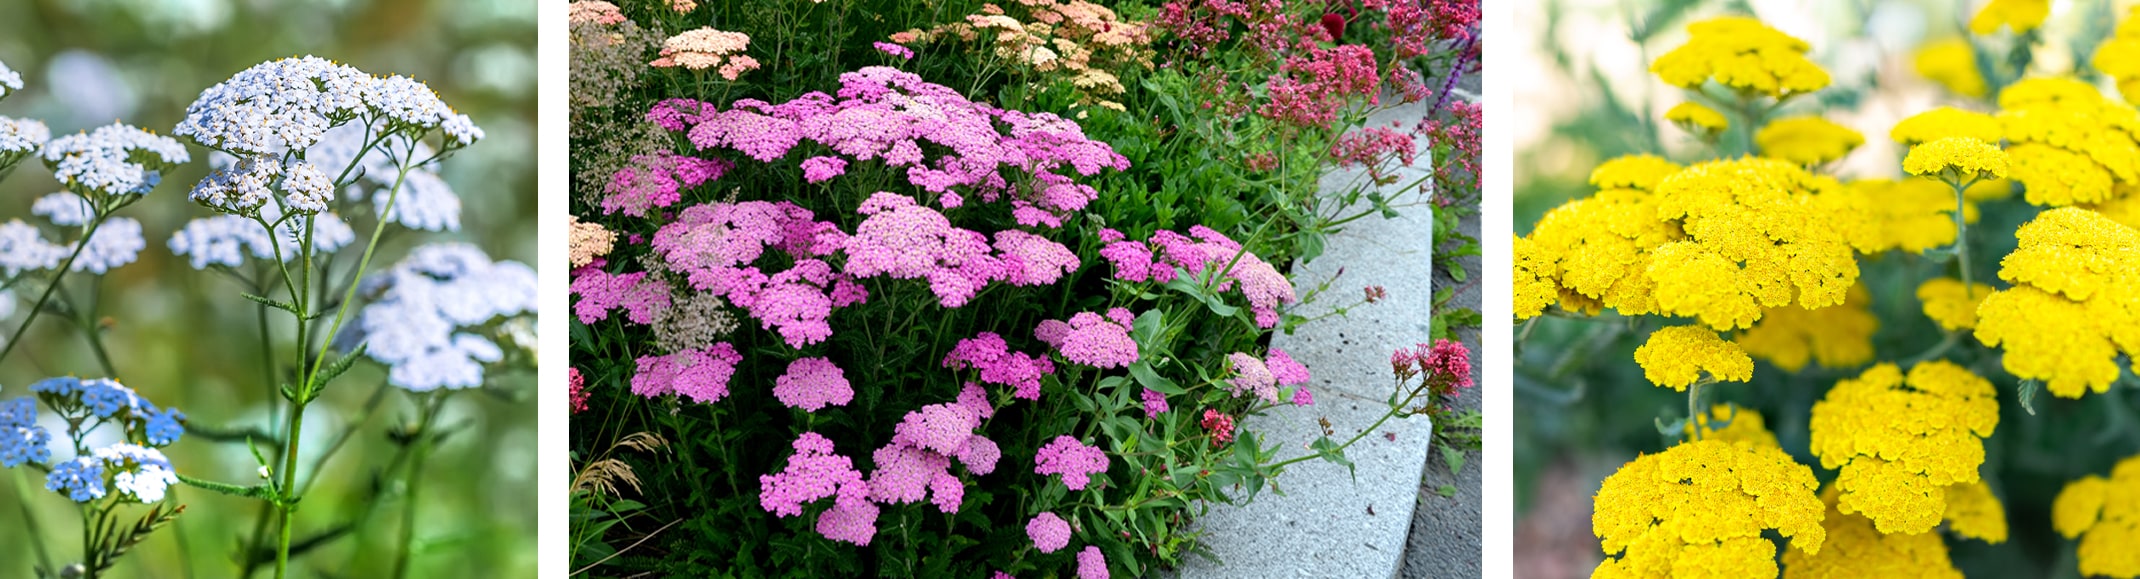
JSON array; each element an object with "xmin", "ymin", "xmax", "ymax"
[
  {"xmin": 1651, "ymin": 16, "xmax": 1831, "ymax": 98},
  {"xmin": 874, "ymin": 42, "xmax": 915, "ymax": 60},
  {"xmin": 1734, "ymin": 284, "xmax": 1878, "ymax": 372},
  {"xmin": 1890, "ymin": 106, "xmax": 2000, "ymax": 147},
  {"xmin": 1591, "ymin": 439, "xmax": 1826, "ymax": 578},
  {"xmin": 166, "ymin": 205, "xmax": 356, "ymax": 271},
  {"xmin": 1755, "ymin": 115, "xmax": 1864, "ymax": 166},
  {"xmin": 42, "ymin": 122, "xmax": 188, "ymax": 201},
  {"xmin": 1226, "ymin": 352, "xmax": 1277, "ymax": 402},
  {"xmin": 568, "ymin": 215, "xmax": 617, "ymax": 268},
  {"xmin": 1809, "ymin": 362, "xmax": 1999, "ymax": 534},
  {"xmin": 1647, "ymin": 157, "xmax": 1876, "ymax": 329},
  {"xmin": 175, "ymin": 56, "xmax": 481, "ymax": 156},
  {"xmin": 1971, "ymin": 0, "xmax": 2051, "ymax": 35},
  {"xmin": 342, "ymin": 244, "xmax": 538, "ymax": 391},
  {"xmin": 1633, "ymin": 325, "xmax": 1753, "ymax": 390},
  {"xmin": 651, "ymin": 28, "xmax": 760, "ymax": 80},
  {"xmin": 1917, "ymin": 278, "xmax": 1993, "ymax": 331},
  {"xmin": 943, "ymin": 331, "xmax": 1056, "ymax": 399},
  {"xmin": 1903, "ymin": 137, "xmax": 2009, "ymax": 182},
  {"xmin": 1974, "ymin": 208, "xmax": 2140, "ymax": 397},
  {"xmin": 1780, "ymin": 486, "xmax": 1966, "ymax": 578},
  {"xmin": 1664, "ymin": 101, "xmax": 1728, "ymax": 137},
  {"xmin": 631, "ymin": 342, "xmax": 743, "ymax": 403},
  {"xmin": 0, "ymin": 116, "xmax": 49, "ymax": 172},
  {"xmin": 26, "ymin": 377, "xmax": 185, "ymax": 448},
  {"xmin": 2051, "ymin": 453, "xmax": 2140, "ymax": 579},
  {"xmin": 1033, "ymin": 435, "xmax": 1108, "ymax": 490},
  {"xmin": 1513, "ymin": 155, "xmax": 1689, "ymax": 320},
  {"xmin": 44, "ymin": 443, "xmax": 179, "ymax": 504},
  {"xmin": 772, "ymin": 357, "xmax": 853, "ymax": 412},
  {"xmin": 1077, "ymin": 546, "xmax": 1109, "ymax": 579},
  {"xmin": 1034, "ymin": 309, "xmax": 1139, "ymax": 369},
  {"xmin": 1027, "ymin": 512, "xmax": 1072, "ymax": 553},
  {"xmin": 1, "ymin": 397, "xmax": 52, "ymax": 467},
  {"xmin": 1994, "ymin": 77, "xmax": 2140, "ymax": 206},
  {"xmin": 0, "ymin": 59, "xmax": 19, "ymax": 100}
]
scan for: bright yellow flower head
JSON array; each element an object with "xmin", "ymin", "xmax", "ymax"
[
  {"xmin": 1891, "ymin": 106, "xmax": 2002, "ymax": 147},
  {"xmin": 1943, "ymin": 480, "xmax": 2010, "ymax": 544},
  {"xmin": 2094, "ymin": 11, "xmax": 2140, "ymax": 106},
  {"xmin": 1514, "ymin": 233, "xmax": 1559, "ymax": 320},
  {"xmin": 2083, "ymin": 183, "xmax": 2140, "ymax": 230},
  {"xmin": 2051, "ymin": 454, "xmax": 2140, "ymax": 579},
  {"xmin": 1903, "ymin": 137, "xmax": 2010, "ymax": 181},
  {"xmin": 1808, "ymin": 361, "xmax": 1999, "ymax": 535},
  {"xmin": 1975, "ymin": 209, "xmax": 2140, "ymax": 396},
  {"xmin": 1666, "ymin": 101, "xmax": 1729, "ymax": 136},
  {"xmin": 1518, "ymin": 188, "xmax": 1684, "ymax": 319},
  {"xmin": 1970, "ymin": 0, "xmax": 2051, "ymax": 35},
  {"xmin": 1916, "ymin": 277, "xmax": 1993, "ymax": 332},
  {"xmin": 1913, "ymin": 38, "xmax": 1988, "ymax": 98},
  {"xmin": 1592, "ymin": 440, "xmax": 1826, "ymax": 579},
  {"xmin": 1685, "ymin": 404, "xmax": 1779, "ymax": 447},
  {"xmin": 1647, "ymin": 158, "xmax": 1876, "ymax": 329},
  {"xmin": 1590, "ymin": 154, "xmax": 1684, "ymax": 191},
  {"xmin": 1849, "ymin": 178, "xmax": 1973, "ymax": 254},
  {"xmin": 1780, "ymin": 486, "xmax": 1962, "ymax": 579},
  {"xmin": 1996, "ymin": 77, "xmax": 2140, "ymax": 206},
  {"xmin": 1756, "ymin": 116, "xmax": 1865, "ymax": 165},
  {"xmin": 1636, "ymin": 325, "xmax": 1753, "ymax": 390},
  {"xmin": 1652, "ymin": 16, "xmax": 1830, "ymax": 98},
  {"xmin": 1735, "ymin": 284, "xmax": 1877, "ymax": 372}
]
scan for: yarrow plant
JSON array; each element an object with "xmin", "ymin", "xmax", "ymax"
[
  {"xmin": 567, "ymin": 0, "xmax": 1460, "ymax": 576},
  {"xmin": 1517, "ymin": 6, "xmax": 2140, "ymax": 577}
]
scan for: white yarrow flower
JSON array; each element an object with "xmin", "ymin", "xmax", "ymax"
[{"xmin": 30, "ymin": 192, "xmax": 93, "ymax": 227}]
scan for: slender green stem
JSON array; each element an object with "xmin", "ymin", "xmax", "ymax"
[
  {"xmin": 1950, "ymin": 178, "xmax": 1975, "ymax": 293},
  {"xmin": 273, "ymin": 403, "xmax": 306, "ymax": 579},
  {"xmin": 14, "ymin": 469, "xmax": 54, "ymax": 573},
  {"xmin": 1687, "ymin": 381, "xmax": 1704, "ymax": 442},
  {"xmin": 390, "ymin": 392, "xmax": 446, "ymax": 579},
  {"xmin": 0, "ymin": 214, "xmax": 107, "ymax": 366}
]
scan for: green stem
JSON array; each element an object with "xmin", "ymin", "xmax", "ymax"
[
  {"xmin": 1950, "ymin": 178, "xmax": 1975, "ymax": 293},
  {"xmin": 0, "ymin": 214, "xmax": 106, "ymax": 366},
  {"xmin": 273, "ymin": 402, "xmax": 307, "ymax": 579},
  {"xmin": 390, "ymin": 392, "xmax": 446, "ymax": 579},
  {"xmin": 1688, "ymin": 381, "xmax": 1704, "ymax": 442},
  {"xmin": 14, "ymin": 469, "xmax": 54, "ymax": 573}
]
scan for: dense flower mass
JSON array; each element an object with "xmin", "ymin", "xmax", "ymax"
[
  {"xmin": 569, "ymin": 215, "xmax": 617, "ymax": 268},
  {"xmin": 943, "ymin": 331, "xmax": 1056, "ymax": 399},
  {"xmin": 345, "ymin": 244, "xmax": 538, "ymax": 391},
  {"xmin": 2051, "ymin": 454, "xmax": 2140, "ymax": 578},
  {"xmin": 1027, "ymin": 512, "xmax": 1072, "ymax": 553},
  {"xmin": 42, "ymin": 123, "xmax": 189, "ymax": 200},
  {"xmin": 1903, "ymin": 137, "xmax": 2009, "ymax": 181},
  {"xmin": 1809, "ymin": 362, "xmax": 1998, "ymax": 534},
  {"xmin": 1778, "ymin": 487, "xmax": 1963, "ymax": 579},
  {"xmin": 1755, "ymin": 116, "xmax": 1863, "ymax": 166},
  {"xmin": 1591, "ymin": 440, "xmax": 1826, "ymax": 578},
  {"xmin": 1664, "ymin": 101, "xmax": 1727, "ymax": 135},
  {"xmin": 1971, "ymin": 0, "xmax": 2051, "ymax": 35},
  {"xmin": 1033, "ymin": 436, "xmax": 1108, "ymax": 490},
  {"xmin": 1651, "ymin": 16, "xmax": 1830, "ymax": 98},
  {"xmin": 1734, "ymin": 285, "xmax": 1877, "ymax": 372},
  {"xmin": 652, "ymin": 27, "xmax": 760, "ymax": 80},
  {"xmin": 1995, "ymin": 77, "xmax": 2140, "ymax": 206},
  {"xmin": 893, "ymin": 0, "xmax": 1154, "ymax": 110},
  {"xmin": 1513, "ymin": 155, "xmax": 1686, "ymax": 319},
  {"xmin": 1890, "ymin": 106, "xmax": 2000, "ymax": 146},
  {"xmin": 1035, "ymin": 309, "xmax": 1139, "ymax": 369},
  {"xmin": 1647, "ymin": 158, "xmax": 1874, "ymax": 329},
  {"xmin": 1633, "ymin": 325, "xmax": 1752, "ymax": 390},
  {"xmin": 175, "ymin": 56, "xmax": 481, "ymax": 156},
  {"xmin": 1974, "ymin": 208, "xmax": 2140, "ymax": 397},
  {"xmin": 1916, "ymin": 278, "xmax": 1992, "ymax": 331}
]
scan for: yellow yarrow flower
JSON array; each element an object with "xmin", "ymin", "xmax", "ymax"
[
  {"xmin": 1891, "ymin": 106, "xmax": 2001, "ymax": 147},
  {"xmin": 1647, "ymin": 158, "xmax": 1877, "ymax": 330},
  {"xmin": 1780, "ymin": 486, "xmax": 1962, "ymax": 579},
  {"xmin": 1514, "ymin": 234, "xmax": 1559, "ymax": 320},
  {"xmin": 1849, "ymin": 178, "xmax": 1974, "ymax": 254},
  {"xmin": 1685, "ymin": 404, "xmax": 1779, "ymax": 447},
  {"xmin": 1903, "ymin": 137, "xmax": 2009, "ymax": 181},
  {"xmin": 1666, "ymin": 101, "xmax": 1729, "ymax": 136},
  {"xmin": 1636, "ymin": 326, "xmax": 1753, "ymax": 390},
  {"xmin": 1943, "ymin": 480, "xmax": 2010, "ymax": 544},
  {"xmin": 1652, "ymin": 16, "xmax": 1830, "ymax": 98},
  {"xmin": 1590, "ymin": 154, "xmax": 1684, "ymax": 191},
  {"xmin": 1916, "ymin": 277, "xmax": 1993, "ymax": 331},
  {"xmin": 2004, "ymin": 143, "xmax": 2118, "ymax": 205},
  {"xmin": 1969, "ymin": 0, "xmax": 2050, "ymax": 35},
  {"xmin": 1592, "ymin": 440, "xmax": 1826, "ymax": 579},
  {"xmin": 2094, "ymin": 10, "xmax": 2140, "ymax": 105},
  {"xmin": 2051, "ymin": 454, "xmax": 2140, "ymax": 579},
  {"xmin": 1808, "ymin": 361, "xmax": 1999, "ymax": 535},
  {"xmin": 1996, "ymin": 77, "xmax": 2140, "ymax": 206},
  {"xmin": 1735, "ymin": 284, "xmax": 1877, "ymax": 372},
  {"xmin": 1912, "ymin": 38, "xmax": 1988, "ymax": 98},
  {"xmin": 1977, "ymin": 208, "xmax": 2140, "ymax": 398},
  {"xmin": 2083, "ymin": 183, "xmax": 2140, "ymax": 230},
  {"xmin": 1517, "ymin": 190, "xmax": 1683, "ymax": 319},
  {"xmin": 1756, "ymin": 116, "xmax": 1865, "ymax": 165}
]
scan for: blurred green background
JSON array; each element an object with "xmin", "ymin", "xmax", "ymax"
[
  {"xmin": 1513, "ymin": 0, "xmax": 2140, "ymax": 577},
  {"xmin": 0, "ymin": 0, "xmax": 536, "ymax": 577}
]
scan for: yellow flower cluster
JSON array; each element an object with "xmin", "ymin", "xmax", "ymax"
[
  {"xmin": 1666, "ymin": 101, "xmax": 1728, "ymax": 136},
  {"xmin": 2098, "ymin": 8, "xmax": 2140, "ymax": 106},
  {"xmin": 1779, "ymin": 486, "xmax": 1962, "ymax": 579},
  {"xmin": 1902, "ymin": 137, "xmax": 2009, "ymax": 182},
  {"xmin": 1735, "ymin": 284, "xmax": 1876, "ymax": 372},
  {"xmin": 1848, "ymin": 178, "xmax": 1973, "ymax": 254},
  {"xmin": 1889, "ymin": 107, "xmax": 2000, "ymax": 147},
  {"xmin": 1916, "ymin": 278, "xmax": 1992, "ymax": 332},
  {"xmin": 1942, "ymin": 480, "xmax": 2009, "ymax": 544},
  {"xmin": 2084, "ymin": 183, "xmax": 2140, "ymax": 230},
  {"xmin": 1591, "ymin": 440, "xmax": 1826, "ymax": 579},
  {"xmin": 1808, "ymin": 362, "xmax": 1999, "ymax": 534},
  {"xmin": 1651, "ymin": 16, "xmax": 1830, "ymax": 98},
  {"xmin": 1648, "ymin": 158, "xmax": 1876, "ymax": 329},
  {"xmin": 1513, "ymin": 156, "xmax": 1687, "ymax": 320},
  {"xmin": 1970, "ymin": 0, "xmax": 2050, "ymax": 35},
  {"xmin": 1975, "ymin": 207, "xmax": 2140, "ymax": 397},
  {"xmin": 1756, "ymin": 116, "xmax": 1864, "ymax": 165},
  {"xmin": 1684, "ymin": 404, "xmax": 1778, "ymax": 447},
  {"xmin": 1912, "ymin": 39, "xmax": 1988, "ymax": 98},
  {"xmin": 2051, "ymin": 454, "xmax": 2140, "ymax": 578},
  {"xmin": 894, "ymin": 0, "xmax": 1152, "ymax": 110},
  {"xmin": 1635, "ymin": 326, "xmax": 1753, "ymax": 390},
  {"xmin": 1996, "ymin": 77, "xmax": 2140, "ymax": 206}
]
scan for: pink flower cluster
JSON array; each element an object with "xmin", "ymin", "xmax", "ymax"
[
  {"xmin": 1098, "ymin": 226, "xmax": 1295, "ymax": 327},
  {"xmin": 1394, "ymin": 338, "xmax": 1472, "ymax": 392},
  {"xmin": 630, "ymin": 343, "xmax": 742, "ymax": 403},
  {"xmin": 651, "ymin": 201, "xmax": 861, "ymax": 348},
  {"xmin": 757, "ymin": 432, "xmax": 879, "ymax": 546},
  {"xmin": 846, "ymin": 193, "xmax": 1079, "ymax": 307},
  {"xmin": 568, "ymin": 1, "xmax": 626, "ymax": 25},
  {"xmin": 1202, "ymin": 409, "xmax": 1236, "ymax": 445},
  {"xmin": 1033, "ymin": 435, "xmax": 1109, "ymax": 490},
  {"xmin": 1154, "ymin": 0, "xmax": 1290, "ymax": 57},
  {"xmin": 1140, "ymin": 388, "xmax": 1169, "ymax": 418},
  {"xmin": 799, "ymin": 156, "xmax": 847, "ymax": 183},
  {"xmin": 943, "ymin": 332, "xmax": 1056, "ymax": 399},
  {"xmin": 1224, "ymin": 348, "xmax": 1314, "ymax": 404},
  {"xmin": 602, "ymin": 150, "xmax": 731, "ymax": 217},
  {"xmin": 773, "ymin": 357, "xmax": 853, "ymax": 411},
  {"xmin": 1330, "ymin": 126, "xmax": 1417, "ymax": 170},
  {"xmin": 1261, "ymin": 45, "xmax": 1380, "ymax": 128},
  {"xmin": 1420, "ymin": 101, "xmax": 1481, "ymax": 194},
  {"xmin": 874, "ymin": 41, "xmax": 915, "ymax": 60},
  {"xmin": 869, "ymin": 388, "xmax": 999, "ymax": 513},
  {"xmin": 1027, "ymin": 512, "xmax": 1072, "ymax": 553},
  {"xmin": 569, "ymin": 368, "xmax": 589, "ymax": 413},
  {"xmin": 667, "ymin": 67, "xmax": 1127, "ymax": 223},
  {"xmin": 1077, "ymin": 546, "xmax": 1109, "ymax": 579},
  {"xmin": 569, "ymin": 268, "xmax": 671, "ymax": 325},
  {"xmin": 1035, "ymin": 308, "xmax": 1140, "ymax": 369}
]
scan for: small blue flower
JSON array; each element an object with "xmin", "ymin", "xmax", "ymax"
[
  {"xmin": 28, "ymin": 376, "xmax": 81, "ymax": 397},
  {"xmin": 45, "ymin": 457, "xmax": 105, "ymax": 502},
  {"xmin": 1, "ymin": 425, "xmax": 50, "ymax": 467},
  {"xmin": 79, "ymin": 378, "xmax": 139, "ymax": 418},
  {"xmin": 142, "ymin": 406, "xmax": 184, "ymax": 447}
]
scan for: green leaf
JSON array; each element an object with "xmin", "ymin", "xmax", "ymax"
[
  {"xmin": 1308, "ymin": 436, "xmax": 1355, "ymax": 478},
  {"xmin": 1436, "ymin": 484, "xmax": 1457, "ymax": 498},
  {"xmin": 240, "ymin": 292, "xmax": 301, "ymax": 315},
  {"xmin": 2018, "ymin": 379, "xmax": 2041, "ymax": 416},
  {"xmin": 310, "ymin": 342, "xmax": 369, "ymax": 394},
  {"xmin": 1129, "ymin": 361, "xmax": 1186, "ymax": 395},
  {"xmin": 1441, "ymin": 444, "xmax": 1466, "ymax": 475}
]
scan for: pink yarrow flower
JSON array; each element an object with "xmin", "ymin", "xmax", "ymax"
[
  {"xmin": 569, "ymin": 368, "xmax": 590, "ymax": 413},
  {"xmin": 1033, "ymin": 436, "xmax": 1109, "ymax": 491},
  {"xmin": 570, "ymin": 267, "xmax": 671, "ymax": 325},
  {"xmin": 1028, "ymin": 512, "xmax": 1072, "ymax": 553},
  {"xmin": 800, "ymin": 155, "xmax": 848, "ymax": 183},
  {"xmin": 1034, "ymin": 309, "xmax": 1139, "ymax": 369},
  {"xmin": 874, "ymin": 41, "xmax": 915, "ymax": 60},
  {"xmin": 758, "ymin": 432, "xmax": 867, "ymax": 517},
  {"xmin": 1077, "ymin": 546, "xmax": 1109, "ymax": 579},
  {"xmin": 1226, "ymin": 352, "xmax": 1277, "ymax": 402},
  {"xmin": 629, "ymin": 343, "xmax": 742, "ymax": 403},
  {"xmin": 772, "ymin": 357, "xmax": 853, "ymax": 411},
  {"xmin": 845, "ymin": 192, "xmax": 1002, "ymax": 307},
  {"xmin": 943, "ymin": 332, "xmax": 1056, "ymax": 399},
  {"xmin": 602, "ymin": 150, "xmax": 731, "ymax": 217},
  {"xmin": 1140, "ymin": 388, "xmax": 1169, "ymax": 418}
]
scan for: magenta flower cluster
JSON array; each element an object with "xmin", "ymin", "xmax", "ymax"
[
  {"xmin": 1099, "ymin": 226, "xmax": 1296, "ymax": 327},
  {"xmin": 773, "ymin": 357, "xmax": 853, "ymax": 412},
  {"xmin": 569, "ymin": 268, "xmax": 671, "ymax": 325},
  {"xmin": 1262, "ymin": 45, "xmax": 1381, "ymax": 128},
  {"xmin": 630, "ymin": 343, "xmax": 742, "ymax": 403},
  {"xmin": 943, "ymin": 331, "xmax": 1057, "ymax": 400},
  {"xmin": 1224, "ymin": 348, "xmax": 1314, "ymax": 403},
  {"xmin": 651, "ymin": 200, "xmax": 861, "ymax": 348},
  {"xmin": 1033, "ymin": 436, "xmax": 1109, "ymax": 491},
  {"xmin": 1027, "ymin": 511, "xmax": 1072, "ymax": 553},
  {"xmin": 757, "ymin": 432, "xmax": 879, "ymax": 546},
  {"xmin": 602, "ymin": 150, "xmax": 732, "ymax": 217},
  {"xmin": 1330, "ymin": 126, "xmax": 1417, "ymax": 169},
  {"xmin": 866, "ymin": 386, "xmax": 999, "ymax": 516},
  {"xmin": 1035, "ymin": 308, "xmax": 1140, "ymax": 369}
]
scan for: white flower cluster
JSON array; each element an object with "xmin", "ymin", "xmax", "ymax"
[
  {"xmin": 31, "ymin": 193, "xmax": 93, "ymax": 227},
  {"xmin": 189, "ymin": 155, "xmax": 281, "ymax": 212},
  {"xmin": 312, "ymin": 123, "xmax": 464, "ymax": 231},
  {"xmin": 174, "ymin": 56, "xmax": 483, "ymax": 156},
  {"xmin": 0, "ymin": 117, "xmax": 48, "ymax": 159},
  {"xmin": 41, "ymin": 123, "xmax": 189, "ymax": 199},
  {"xmin": 0, "ymin": 59, "xmax": 20, "ymax": 101},
  {"xmin": 98, "ymin": 444, "xmax": 178, "ymax": 503},
  {"xmin": 342, "ymin": 244, "xmax": 535, "ymax": 391},
  {"xmin": 0, "ymin": 221, "xmax": 63, "ymax": 276},
  {"xmin": 0, "ymin": 196, "xmax": 146, "ymax": 278},
  {"xmin": 71, "ymin": 217, "xmax": 144, "ymax": 274},
  {"xmin": 167, "ymin": 205, "xmax": 355, "ymax": 270}
]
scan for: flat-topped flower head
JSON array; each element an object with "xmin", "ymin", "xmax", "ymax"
[
  {"xmin": 0, "ymin": 117, "xmax": 48, "ymax": 169},
  {"xmin": 0, "ymin": 59, "xmax": 20, "ymax": 100},
  {"xmin": 1589, "ymin": 154, "xmax": 1683, "ymax": 192},
  {"xmin": 343, "ymin": 243, "xmax": 537, "ymax": 391},
  {"xmin": 1077, "ymin": 546, "xmax": 1108, "ymax": 579},
  {"xmin": 1651, "ymin": 16, "xmax": 1830, "ymax": 98},
  {"xmin": 0, "ymin": 397, "xmax": 51, "ymax": 467},
  {"xmin": 1971, "ymin": 0, "xmax": 2050, "ymax": 35},
  {"xmin": 1779, "ymin": 486, "xmax": 1964, "ymax": 579},
  {"xmin": 70, "ymin": 217, "xmax": 144, "ymax": 274},
  {"xmin": 1684, "ymin": 404, "xmax": 1779, "ymax": 447},
  {"xmin": 1034, "ymin": 309, "xmax": 1138, "ymax": 369},
  {"xmin": 1664, "ymin": 101, "xmax": 1727, "ymax": 137},
  {"xmin": 1890, "ymin": 107, "xmax": 2000, "ymax": 146},
  {"xmin": 1809, "ymin": 362, "xmax": 1998, "ymax": 534},
  {"xmin": 1033, "ymin": 435, "xmax": 1108, "ymax": 490},
  {"xmin": 1915, "ymin": 39, "xmax": 1990, "ymax": 98},
  {"xmin": 177, "ymin": 56, "xmax": 481, "ymax": 156},
  {"xmin": 1975, "ymin": 208, "xmax": 2140, "ymax": 397},
  {"xmin": 758, "ymin": 432, "xmax": 867, "ymax": 519},
  {"xmin": 568, "ymin": 216, "xmax": 617, "ymax": 268},
  {"xmin": 1027, "ymin": 512, "xmax": 1072, "ymax": 553},
  {"xmin": 1917, "ymin": 278, "xmax": 1993, "ymax": 331},
  {"xmin": 1904, "ymin": 137, "xmax": 2009, "ymax": 182},
  {"xmin": 280, "ymin": 161, "xmax": 334, "ymax": 214},
  {"xmin": 1592, "ymin": 439, "xmax": 1826, "ymax": 578},
  {"xmin": 1634, "ymin": 325, "xmax": 1752, "ymax": 390},
  {"xmin": 772, "ymin": 357, "xmax": 852, "ymax": 412},
  {"xmin": 42, "ymin": 123, "xmax": 189, "ymax": 200},
  {"xmin": 1756, "ymin": 116, "xmax": 1864, "ymax": 165},
  {"xmin": 1225, "ymin": 352, "xmax": 1276, "ymax": 402},
  {"xmin": 1995, "ymin": 77, "xmax": 2140, "ymax": 206},
  {"xmin": 631, "ymin": 343, "xmax": 742, "ymax": 402},
  {"xmin": 1648, "ymin": 157, "xmax": 1876, "ymax": 329},
  {"xmin": 1734, "ymin": 284, "xmax": 1877, "ymax": 372},
  {"xmin": 1942, "ymin": 480, "xmax": 2009, "ymax": 544},
  {"xmin": 0, "ymin": 220, "xmax": 66, "ymax": 276},
  {"xmin": 2051, "ymin": 453, "xmax": 2140, "ymax": 578},
  {"xmin": 167, "ymin": 208, "xmax": 355, "ymax": 271},
  {"xmin": 652, "ymin": 28, "xmax": 759, "ymax": 80},
  {"xmin": 31, "ymin": 193, "xmax": 93, "ymax": 227}
]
